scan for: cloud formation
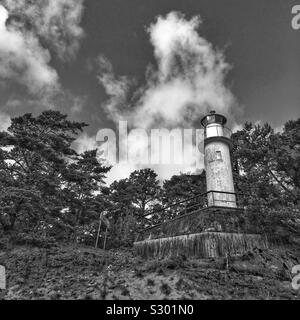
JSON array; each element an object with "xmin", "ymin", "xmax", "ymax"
[
  {"xmin": 98, "ymin": 12, "xmax": 236, "ymax": 129},
  {"xmin": 4, "ymin": 0, "xmax": 85, "ymax": 61},
  {"xmin": 0, "ymin": 111, "xmax": 11, "ymax": 131},
  {"xmin": 0, "ymin": 4, "xmax": 59, "ymax": 95},
  {"xmin": 0, "ymin": 0, "xmax": 85, "ymax": 98},
  {"xmin": 74, "ymin": 133, "xmax": 98, "ymax": 154},
  {"xmin": 97, "ymin": 55, "xmax": 135, "ymax": 121},
  {"xmin": 95, "ymin": 12, "xmax": 238, "ymax": 183}
]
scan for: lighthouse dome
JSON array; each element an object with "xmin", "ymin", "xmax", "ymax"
[{"xmin": 201, "ymin": 110, "xmax": 227, "ymax": 127}]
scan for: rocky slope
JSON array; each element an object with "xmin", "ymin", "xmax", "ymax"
[{"xmin": 0, "ymin": 244, "xmax": 300, "ymax": 300}]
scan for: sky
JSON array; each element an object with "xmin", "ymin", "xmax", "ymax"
[{"xmin": 0, "ymin": 0, "xmax": 299, "ymax": 183}]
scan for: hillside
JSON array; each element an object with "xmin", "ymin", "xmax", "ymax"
[{"xmin": 1, "ymin": 244, "xmax": 300, "ymax": 300}]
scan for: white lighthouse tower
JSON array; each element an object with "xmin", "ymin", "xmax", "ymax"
[{"xmin": 201, "ymin": 111, "xmax": 237, "ymax": 208}]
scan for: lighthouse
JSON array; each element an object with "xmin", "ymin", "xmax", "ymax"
[
  {"xmin": 134, "ymin": 111, "xmax": 267, "ymax": 259},
  {"xmin": 201, "ymin": 111, "xmax": 237, "ymax": 208}
]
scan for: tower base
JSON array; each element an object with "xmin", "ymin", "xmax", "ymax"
[{"xmin": 134, "ymin": 232, "xmax": 268, "ymax": 259}]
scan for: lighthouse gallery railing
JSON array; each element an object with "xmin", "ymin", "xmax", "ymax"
[{"xmin": 135, "ymin": 190, "xmax": 246, "ymax": 242}]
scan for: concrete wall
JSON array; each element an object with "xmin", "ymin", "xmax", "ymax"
[
  {"xmin": 204, "ymin": 140, "xmax": 236, "ymax": 207},
  {"xmin": 134, "ymin": 232, "xmax": 268, "ymax": 259}
]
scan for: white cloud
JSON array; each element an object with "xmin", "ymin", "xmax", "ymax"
[
  {"xmin": 99, "ymin": 12, "xmax": 236, "ymax": 129},
  {"xmin": 274, "ymin": 125, "xmax": 284, "ymax": 133},
  {"xmin": 96, "ymin": 12, "xmax": 238, "ymax": 183},
  {"xmin": 0, "ymin": 111, "xmax": 11, "ymax": 131},
  {"xmin": 97, "ymin": 55, "xmax": 134, "ymax": 121},
  {"xmin": 73, "ymin": 133, "xmax": 98, "ymax": 154},
  {"xmin": 134, "ymin": 12, "xmax": 235, "ymax": 128},
  {"xmin": 0, "ymin": 4, "xmax": 59, "ymax": 95},
  {"xmin": 232, "ymin": 123, "xmax": 243, "ymax": 133},
  {"xmin": 4, "ymin": 0, "xmax": 85, "ymax": 61},
  {"xmin": 105, "ymin": 161, "xmax": 137, "ymax": 185},
  {"xmin": 0, "ymin": 0, "xmax": 85, "ymax": 106}
]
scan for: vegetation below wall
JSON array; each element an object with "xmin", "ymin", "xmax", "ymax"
[{"xmin": 0, "ymin": 244, "xmax": 300, "ymax": 300}]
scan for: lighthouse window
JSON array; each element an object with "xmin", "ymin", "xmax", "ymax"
[
  {"xmin": 207, "ymin": 115, "xmax": 215, "ymax": 124},
  {"xmin": 215, "ymin": 115, "xmax": 224, "ymax": 124},
  {"xmin": 216, "ymin": 151, "xmax": 222, "ymax": 160}
]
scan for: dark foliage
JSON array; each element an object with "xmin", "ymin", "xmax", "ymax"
[{"xmin": 0, "ymin": 111, "xmax": 299, "ymax": 248}]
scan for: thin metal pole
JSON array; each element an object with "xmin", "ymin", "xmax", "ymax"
[
  {"xmin": 95, "ymin": 212, "xmax": 102, "ymax": 249},
  {"xmin": 103, "ymin": 226, "xmax": 108, "ymax": 250}
]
